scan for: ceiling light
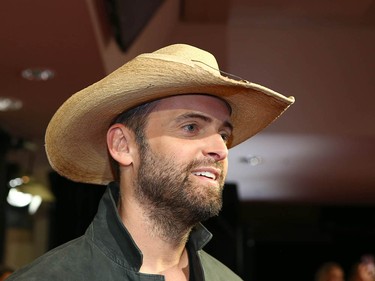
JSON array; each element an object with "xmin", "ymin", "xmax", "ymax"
[
  {"xmin": 21, "ymin": 68, "xmax": 55, "ymax": 81},
  {"xmin": 0, "ymin": 97, "xmax": 23, "ymax": 111}
]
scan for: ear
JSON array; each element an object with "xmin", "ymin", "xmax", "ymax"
[{"xmin": 107, "ymin": 124, "xmax": 135, "ymax": 166}]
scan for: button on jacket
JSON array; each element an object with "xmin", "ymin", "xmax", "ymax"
[{"xmin": 8, "ymin": 183, "xmax": 243, "ymax": 281}]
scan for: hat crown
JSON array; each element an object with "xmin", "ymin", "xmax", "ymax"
[{"xmin": 152, "ymin": 44, "xmax": 219, "ymax": 72}]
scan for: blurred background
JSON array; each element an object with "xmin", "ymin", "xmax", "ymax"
[{"xmin": 0, "ymin": 0, "xmax": 374, "ymax": 280}]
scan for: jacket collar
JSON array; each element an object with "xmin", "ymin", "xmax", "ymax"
[{"xmin": 88, "ymin": 182, "xmax": 212, "ymax": 271}]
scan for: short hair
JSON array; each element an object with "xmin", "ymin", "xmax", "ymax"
[
  {"xmin": 108, "ymin": 100, "xmax": 159, "ymax": 182},
  {"xmin": 315, "ymin": 262, "xmax": 343, "ymax": 281}
]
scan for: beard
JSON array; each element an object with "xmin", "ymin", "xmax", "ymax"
[{"xmin": 133, "ymin": 140, "xmax": 225, "ymax": 241}]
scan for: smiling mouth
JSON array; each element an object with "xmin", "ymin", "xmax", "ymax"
[{"xmin": 192, "ymin": 171, "xmax": 217, "ymax": 180}]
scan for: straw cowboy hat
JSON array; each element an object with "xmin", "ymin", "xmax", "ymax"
[{"xmin": 45, "ymin": 44, "xmax": 295, "ymax": 185}]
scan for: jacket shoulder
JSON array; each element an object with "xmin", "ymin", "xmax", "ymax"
[{"xmin": 7, "ymin": 236, "xmax": 89, "ymax": 281}]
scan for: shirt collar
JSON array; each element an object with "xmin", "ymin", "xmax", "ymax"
[{"xmin": 90, "ymin": 182, "xmax": 212, "ymax": 271}]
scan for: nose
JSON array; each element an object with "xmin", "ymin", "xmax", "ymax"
[{"xmin": 203, "ymin": 133, "xmax": 228, "ymax": 162}]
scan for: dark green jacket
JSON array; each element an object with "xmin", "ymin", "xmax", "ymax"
[{"xmin": 8, "ymin": 183, "xmax": 243, "ymax": 281}]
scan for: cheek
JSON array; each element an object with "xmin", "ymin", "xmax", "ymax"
[{"xmin": 149, "ymin": 137, "xmax": 198, "ymax": 158}]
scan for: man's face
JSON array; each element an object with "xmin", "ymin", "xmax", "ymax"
[{"xmin": 133, "ymin": 94, "xmax": 232, "ymax": 225}]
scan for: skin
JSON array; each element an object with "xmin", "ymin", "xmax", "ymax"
[{"xmin": 107, "ymin": 95, "xmax": 232, "ymax": 281}]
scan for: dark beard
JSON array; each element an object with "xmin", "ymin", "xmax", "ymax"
[{"xmin": 134, "ymin": 140, "xmax": 225, "ymax": 241}]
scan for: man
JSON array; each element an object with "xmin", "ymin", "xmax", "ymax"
[{"xmin": 8, "ymin": 44, "xmax": 294, "ymax": 280}]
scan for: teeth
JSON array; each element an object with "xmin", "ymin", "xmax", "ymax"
[{"xmin": 193, "ymin": 171, "xmax": 216, "ymax": 180}]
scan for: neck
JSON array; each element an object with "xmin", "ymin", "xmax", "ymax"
[{"xmin": 117, "ymin": 187, "xmax": 192, "ymax": 278}]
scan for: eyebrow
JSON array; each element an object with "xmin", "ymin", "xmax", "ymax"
[{"xmin": 175, "ymin": 112, "xmax": 233, "ymax": 132}]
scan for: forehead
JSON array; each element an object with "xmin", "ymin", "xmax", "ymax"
[{"xmin": 151, "ymin": 94, "xmax": 231, "ymax": 119}]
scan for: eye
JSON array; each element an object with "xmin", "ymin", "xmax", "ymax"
[
  {"xmin": 182, "ymin": 123, "xmax": 198, "ymax": 133},
  {"xmin": 220, "ymin": 130, "xmax": 232, "ymax": 144},
  {"xmin": 220, "ymin": 133, "xmax": 229, "ymax": 143}
]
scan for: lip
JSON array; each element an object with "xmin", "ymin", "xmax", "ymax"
[{"xmin": 191, "ymin": 167, "xmax": 221, "ymax": 181}]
